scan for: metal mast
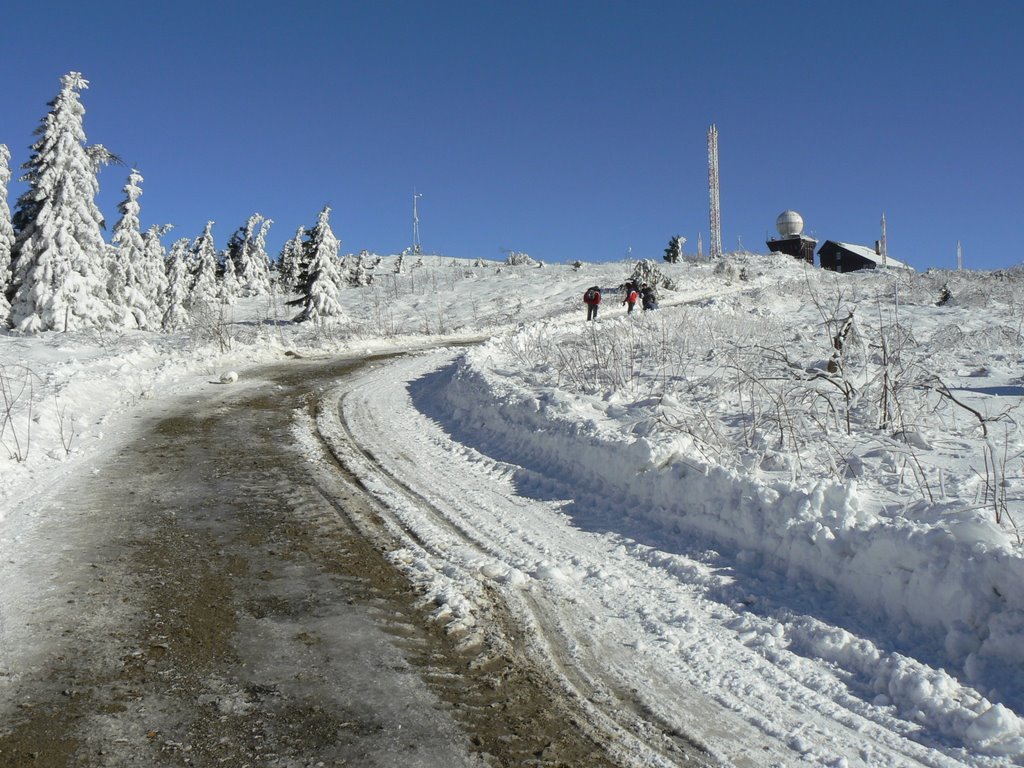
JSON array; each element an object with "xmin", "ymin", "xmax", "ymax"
[
  {"xmin": 880, "ymin": 213, "xmax": 888, "ymax": 267},
  {"xmin": 707, "ymin": 124, "xmax": 722, "ymax": 259},
  {"xmin": 412, "ymin": 190, "xmax": 423, "ymax": 255},
  {"xmin": 957, "ymin": 240, "xmax": 963, "ymax": 270}
]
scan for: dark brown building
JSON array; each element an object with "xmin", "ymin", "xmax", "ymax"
[
  {"xmin": 818, "ymin": 241, "xmax": 912, "ymax": 272},
  {"xmin": 766, "ymin": 235, "xmax": 817, "ymax": 264}
]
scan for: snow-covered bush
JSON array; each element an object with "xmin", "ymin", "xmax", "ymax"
[
  {"xmin": 504, "ymin": 251, "xmax": 536, "ymax": 267},
  {"xmin": 628, "ymin": 259, "xmax": 676, "ymax": 291}
]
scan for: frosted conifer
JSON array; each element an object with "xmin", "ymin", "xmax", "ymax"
[
  {"xmin": 287, "ymin": 206, "xmax": 345, "ymax": 323},
  {"xmin": 248, "ymin": 216, "xmax": 273, "ymax": 295},
  {"xmin": 141, "ymin": 224, "xmax": 171, "ymax": 312},
  {"xmin": 188, "ymin": 221, "xmax": 219, "ymax": 310},
  {"xmin": 219, "ymin": 249, "xmax": 239, "ymax": 304},
  {"xmin": 9, "ymin": 72, "xmax": 115, "ymax": 332},
  {"xmin": 347, "ymin": 250, "xmax": 372, "ymax": 287},
  {"xmin": 277, "ymin": 225, "xmax": 306, "ymax": 293},
  {"xmin": 110, "ymin": 169, "xmax": 161, "ymax": 328},
  {"xmin": 162, "ymin": 237, "xmax": 193, "ymax": 331},
  {"xmin": 227, "ymin": 214, "xmax": 273, "ymax": 296},
  {"xmin": 0, "ymin": 145, "xmax": 14, "ymax": 320}
]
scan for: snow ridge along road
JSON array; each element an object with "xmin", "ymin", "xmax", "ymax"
[{"xmin": 327, "ymin": 348, "xmax": 1001, "ymax": 768}]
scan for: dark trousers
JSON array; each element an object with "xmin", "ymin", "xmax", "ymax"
[{"xmin": 587, "ymin": 304, "xmax": 598, "ymax": 321}]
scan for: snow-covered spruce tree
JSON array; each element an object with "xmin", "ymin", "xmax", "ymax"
[
  {"xmin": 218, "ymin": 248, "xmax": 239, "ymax": 304},
  {"xmin": 0, "ymin": 145, "xmax": 14, "ymax": 321},
  {"xmin": 188, "ymin": 221, "xmax": 219, "ymax": 310},
  {"xmin": 277, "ymin": 225, "xmax": 306, "ymax": 294},
  {"xmin": 109, "ymin": 169, "xmax": 162, "ymax": 328},
  {"xmin": 9, "ymin": 72, "xmax": 117, "ymax": 332},
  {"xmin": 141, "ymin": 224, "xmax": 171, "ymax": 313},
  {"xmin": 162, "ymin": 237, "xmax": 193, "ymax": 331},
  {"xmin": 287, "ymin": 206, "xmax": 346, "ymax": 323},
  {"xmin": 663, "ymin": 235, "xmax": 685, "ymax": 263},
  {"xmin": 347, "ymin": 250, "xmax": 371, "ymax": 287},
  {"xmin": 251, "ymin": 217, "xmax": 273, "ymax": 292},
  {"xmin": 227, "ymin": 213, "xmax": 273, "ymax": 296}
]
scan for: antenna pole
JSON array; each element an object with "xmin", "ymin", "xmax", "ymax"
[
  {"xmin": 412, "ymin": 190, "xmax": 422, "ymax": 255},
  {"xmin": 707, "ymin": 124, "xmax": 722, "ymax": 259},
  {"xmin": 957, "ymin": 240, "xmax": 963, "ymax": 270},
  {"xmin": 880, "ymin": 213, "xmax": 888, "ymax": 268}
]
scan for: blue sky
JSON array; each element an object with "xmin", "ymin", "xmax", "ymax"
[{"xmin": 3, "ymin": 1, "xmax": 1021, "ymax": 270}]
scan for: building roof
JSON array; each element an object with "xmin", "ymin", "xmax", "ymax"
[{"xmin": 824, "ymin": 241, "xmax": 913, "ymax": 270}]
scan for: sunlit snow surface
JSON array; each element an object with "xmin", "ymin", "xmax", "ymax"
[{"xmin": 4, "ymin": 252, "xmax": 1024, "ymax": 765}]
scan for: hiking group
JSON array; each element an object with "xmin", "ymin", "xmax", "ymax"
[{"xmin": 582, "ymin": 282, "xmax": 657, "ymax": 321}]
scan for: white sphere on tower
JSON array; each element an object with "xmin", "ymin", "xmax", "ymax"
[{"xmin": 776, "ymin": 210, "xmax": 804, "ymax": 237}]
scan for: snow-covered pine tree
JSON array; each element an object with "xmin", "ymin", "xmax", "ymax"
[
  {"xmin": 141, "ymin": 224, "xmax": 171, "ymax": 313},
  {"xmin": 277, "ymin": 225, "xmax": 306, "ymax": 294},
  {"xmin": 287, "ymin": 206, "xmax": 346, "ymax": 323},
  {"xmin": 162, "ymin": 237, "xmax": 193, "ymax": 331},
  {"xmin": 663, "ymin": 235, "xmax": 684, "ymax": 263},
  {"xmin": 110, "ymin": 169, "xmax": 162, "ymax": 328},
  {"xmin": 188, "ymin": 221, "xmax": 219, "ymax": 310},
  {"xmin": 347, "ymin": 250, "xmax": 371, "ymax": 287},
  {"xmin": 0, "ymin": 145, "xmax": 14, "ymax": 321},
  {"xmin": 394, "ymin": 251, "xmax": 406, "ymax": 275},
  {"xmin": 251, "ymin": 216, "xmax": 273, "ymax": 293},
  {"xmin": 228, "ymin": 213, "xmax": 273, "ymax": 296},
  {"xmin": 9, "ymin": 72, "xmax": 117, "ymax": 332},
  {"xmin": 218, "ymin": 248, "xmax": 239, "ymax": 304}
]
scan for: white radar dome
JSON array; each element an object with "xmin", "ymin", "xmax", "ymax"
[{"xmin": 776, "ymin": 210, "xmax": 804, "ymax": 237}]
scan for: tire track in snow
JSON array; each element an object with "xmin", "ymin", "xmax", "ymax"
[{"xmin": 328, "ymin": 349, "xmax": 990, "ymax": 768}]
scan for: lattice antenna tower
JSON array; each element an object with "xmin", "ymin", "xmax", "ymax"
[
  {"xmin": 707, "ymin": 124, "xmax": 722, "ymax": 259},
  {"xmin": 957, "ymin": 240, "xmax": 963, "ymax": 270}
]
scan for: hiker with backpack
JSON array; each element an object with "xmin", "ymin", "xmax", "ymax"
[
  {"xmin": 640, "ymin": 284, "xmax": 658, "ymax": 311},
  {"xmin": 622, "ymin": 282, "xmax": 639, "ymax": 314},
  {"xmin": 583, "ymin": 285, "xmax": 602, "ymax": 321}
]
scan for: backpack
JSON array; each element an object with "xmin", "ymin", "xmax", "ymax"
[{"xmin": 584, "ymin": 287, "xmax": 600, "ymax": 303}]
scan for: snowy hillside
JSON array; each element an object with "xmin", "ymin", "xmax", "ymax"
[{"xmin": 4, "ymin": 253, "xmax": 1024, "ymax": 765}]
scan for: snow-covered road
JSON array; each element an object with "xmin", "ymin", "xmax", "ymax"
[
  {"xmin": 325, "ymin": 348, "xmax": 1010, "ymax": 768},
  {"xmin": 0, "ymin": 354, "xmax": 624, "ymax": 766}
]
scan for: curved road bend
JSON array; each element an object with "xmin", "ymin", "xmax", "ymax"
[{"xmin": 0, "ymin": 353, "xmax": 638, "ymax": 767}]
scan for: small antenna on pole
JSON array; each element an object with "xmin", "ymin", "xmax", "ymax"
[
  {"xmin": 412, "ymin": 190, "xmax": 423, "ymax": 255},
  {"xmin": 956, "ymin": 240, "xmax": 963, "ymax": 270}
]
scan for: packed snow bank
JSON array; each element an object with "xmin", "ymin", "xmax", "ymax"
[{"xmin": 416, "ymin": 341, "xmax": 1024, "ymax": 756}]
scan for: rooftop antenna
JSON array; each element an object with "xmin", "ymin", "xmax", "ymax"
[
  {"xmin": 708, "ymin": 124, "xmax": 723, "ymax": 259},
  {"xmin": 880, "ymin": 212, "xmax": 888, "ymax": 268},
  {"xmin": 412, "ymin": 190, "xmax": 423, "ymax": 255},
  {"xmin": 957, "ymin": 240, "xmax": 963, "ymax": 270}
]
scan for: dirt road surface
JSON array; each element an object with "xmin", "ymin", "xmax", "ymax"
[{"xmin": 0, "ymin": 353, "xmax": 649, "ymax": 767}]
